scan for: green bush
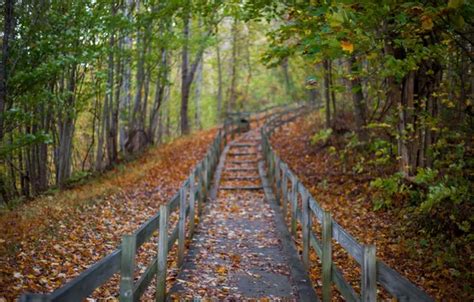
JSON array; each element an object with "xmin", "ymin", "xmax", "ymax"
[
  {"xmin": 370, "ymin": 172, "xmax": 406, "ymax": 210},
  {"xmin": 310, "ymin": 128, "xmax": 333, "ymax": 146}
]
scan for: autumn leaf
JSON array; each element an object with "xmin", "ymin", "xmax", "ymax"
[
  {"xmin": 421, "ymin": 15, "xmax": 433, "ymax": 31},
  {"xmin": 448, "ymin": 0, "xmax": 464, "ymax": 9},
  {"xmin": 340, "ymin": 40, "xmax": 354, "ymax": 53},
  {"xmin": 216, "ymin": 265, "xmax": 227, "ymax": 275}
]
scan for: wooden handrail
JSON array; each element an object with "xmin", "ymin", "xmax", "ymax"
[
  {"xmin": 19, "ymin": 105, "xmax": 292, "ymax": 302},
  {"xmin": 261, "ymin": 106, "xmax": 434, "ymax": 302}
]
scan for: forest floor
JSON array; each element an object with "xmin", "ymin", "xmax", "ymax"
[
  {"xmin": 270, "ymin": 113, "xmax": 470, "ymax": 301},
  {"xmin": 0, "ymin": 129, "xmax": 215, "ymax": 301}
]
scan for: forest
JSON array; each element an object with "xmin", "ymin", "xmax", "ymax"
[{"xmin": 0, "ymin": 0, "xmax": 472, "ymax": 301}]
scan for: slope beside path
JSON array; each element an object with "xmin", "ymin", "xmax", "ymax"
[{"xmin": 0, "ymin": 130, "xmax": 215, "ymax": 301}]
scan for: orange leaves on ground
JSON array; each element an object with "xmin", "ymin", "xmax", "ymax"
[
  {"xmin": 270, "ymin": 113, "xmax": 464, "ymax": 301},
  {"xmin": 0, "ymin": 129, "xmax": 215, "ymax": 301}
]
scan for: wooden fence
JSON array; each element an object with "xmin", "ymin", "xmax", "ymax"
[
  {"xmin": 261, "ymin": 106, "xmax": 434, "ymax": 302},
  {"xmin": 19, "ymin": 106, "xmax": 288, "ymax": 302}
]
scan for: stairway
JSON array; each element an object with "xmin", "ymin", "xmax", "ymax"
[{"xmin": 168, "ymin": 128, "xmax": 315, "ymax": 301}]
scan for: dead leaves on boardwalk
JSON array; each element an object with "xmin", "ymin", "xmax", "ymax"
[
  {"xmin": 171, "ymin": 131, "xmax": 297, "ymax": 300},
  {"xmin": 0, "ymin": 130, "xmax": 215, "ymax": 301},
  {"xmin": 170, "ymin": 191, "xmax": 296, "ymax": 300}
]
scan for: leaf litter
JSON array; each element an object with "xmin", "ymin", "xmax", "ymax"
[{"xmin": 0, "ymin": 130, "xmax": 215, "ymax": 301}]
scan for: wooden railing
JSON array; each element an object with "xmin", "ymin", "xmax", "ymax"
[
  {"xmin": 261, "ymin": 106, "xmax": 434, "ymax": 302},
  {"xmin": 19, "ymin": 105, "xmax": 287, "ymax": 302}
]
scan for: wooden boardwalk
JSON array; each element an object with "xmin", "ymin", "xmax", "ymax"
[
  {"xmin": 20, "ymin": 106, "xmax": 433, "ymax": 302},
  {"xmin": 169, "ymin": 129, "xmax": 317, "ymax": 300}
]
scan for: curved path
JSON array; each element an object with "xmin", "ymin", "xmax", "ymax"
[{"xmin": 169, "ymin": 128, "xmax": 317, "ymax": 300}]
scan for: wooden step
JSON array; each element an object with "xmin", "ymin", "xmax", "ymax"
[
  {"xmin": 232, "ymin": 143, "xmax": 257, "ymax": 148},
  {"xmin": 220, "ymin": 186, "xmax": 263, "ymax": 191},
  {"xmin": 228, "ymin": 160, "xmax": 258, "ymax": 165},
  {"xmin": 225, "ymin": 167, "xmax": 258, "ymax": 172},
  {"xmin": 228, "ymin": 152, "xmax": 258, "ymax": 156},
  {"xmin": 222, "ymin": 175, "xmax": 260, "ymax": 180}
]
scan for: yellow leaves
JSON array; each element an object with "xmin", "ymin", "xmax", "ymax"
[
  {"xmin": 421, "ymin": 15, "xmax": 433, "ymax": 31},
  {"xmin": 340, "ymin": 40, "xmax": 354, "ymax": 53},
  {"xmin": 215, "ymin": 265, "xmax": 227, "ymax": 275},
  {"xmin": 448, "ymin": 0, "xmax": 464, "ymax": 9},
  {"xmin": 328, "ymin": 11, "xmax": 344, "ymax": 28}
]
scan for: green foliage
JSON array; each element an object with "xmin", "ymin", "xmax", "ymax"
[
  {"xmin": 371, "ymin": 166, "xmax": 472, "ymax": 235},
  {"xmin": 370, "ymin": 173, "xmax": 406, "ymax": 210},
  {"xmin": 310, "ymin": 128, "xmax": 332, "ymax": 145},
  {"xmin": 367, "ymin": 138, "xmax": 392, "ymax": 166}
]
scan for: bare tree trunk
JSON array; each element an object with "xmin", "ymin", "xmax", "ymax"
[
  {"xmin": 243, "ymin": 24, "xmax": 252, "ymax": 104},
  {"xmin": 127, "ymin": 0, "xmax": 147, "ymax": 153},
  {"xmin": 110, "ymin": 34, "xmax": 121, "ymax": 166},
  {"xmin": 149, "ymin": 47, "xmax": 168, "ymax": 143},
  {"xmin": 0, "ymin": 0, "xmax": 14, "ymax": 141},
  {"xmin": 281, "ymin": 57, "xmax": 295, "ymax": 101},
  {"xmin": 56, "ymin": 67, "xmax": 77, "ymax": 188},
  {"xmin": 180, "ymin": 8, "xmax": 191, "ymax": 135},
  {"xmin": 227, "ymin": 18, "xmax": 239, "ymax": 113},
  {"xmin": 329, "ymin": 60, "xmax": 336, "ymax": 117},
  {"xmin": 216, "ymin": 27, "xmax": 223, "ymax": 121},
  {"xmin": 165, "ymin": 103, "xmax": 171, "ymax": 138},
  {"xmin": 119, "ymin": 0, "xmax": 134, "ymax": 153},
  {"xmin": 349, "ymin": 55, "xmax": 368, "ymax": 141},
  {"xmin": 194, "ymin": 59, "xmax": 203, "ymax": 129},
  {"xmin": 180, "ymin": 7, "xmax": 208, "ymax": 135},
  {"xmin": 323, "ymin": 60, "xmax": 331, "ymax": 129}
]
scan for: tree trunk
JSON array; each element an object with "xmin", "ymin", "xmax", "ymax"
[
  {"xmin": 56, "ymin": 67, "xmax": 77, "ymax": 188},
  {"xmin": 349, "ymin": 55, "xmax": 368, "ymax": 141},
  {"xmin": 329, "ymin": 60, "xmax": 336, "ymax": 118},
  {"xmin": 180, "ymin": 9, "xmax": 191, "ymax": 135},
  {"xmin": 281, "ymin": 57, "xmax": 295, "ymax": 101},
  {"xmin": 194, "ymin": 59, "xmax": 203, "ymax": 130},
  {"xmin": 323, "ymin": 60, "xmax": 331, "ymax": 129},
  {"xmin": 149, "ymin": 46, "xmax": 168, "ymax": 143},
  {"xmin": 227, "ymin": 18, "xmax": 239, "ymax": 113},
  {"xmin": 128, "ymin": 0, "xmax": 147, "ymax": 153},
  {"xmin": 216, "ymin": 27, "xmax": 223, "ymax": 121},
  {"xmin": 110, "ymin": 24, "xmax": 122, "ymax": 165},
  {"xmin": 119, "ymin": 0, "xmax": 134, "ymax": 153},
  {"xmin": 180, "ymin": 7, "xmax": 208, "ymax": 135},
  {"xmin": 0, "ymin": 0, "xmax": 14, "ymax": 141}
]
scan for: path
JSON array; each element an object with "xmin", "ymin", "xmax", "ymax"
[{"xmin": 169, "ymin": 128, "xmax": 317, "ymax": 300}]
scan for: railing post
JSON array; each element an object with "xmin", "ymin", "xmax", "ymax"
[
  {"xmin": 274, "ymin": 157, "xmax": 281, "ymax": 205},
  {"xmin": 206, "ymin": 154, "xmax": 212, "ymax": 185},
  {"xmin": 291, "ymin": 177, "xmax": 298, "ymax": 236},
  {"xmin": 224, "ymin": 121, "xmax": 228, "ymax": 145},
  {"xmin": 301, "ymin": 189, "xmax": 311, "ymax": 270},
  {"xmin": 362, "ymin": 245, "xmax": 377, "ymax": 302},
  {"xmin": 322, "ymin": 210, "xmax": 332, "ymax": 302},
  {"xmin": 231, "ymin": 119, "xmax": 235, "ymax": 140},
  {"xmin": 281, "ymin": 165, "xmax": 288, "ymax": 217},
  {"xmin": 202, "ymin": 158, "xmax": 208, "ymax": 200},
  {"xmin": 268, "ymin": 151, "xmax": 274, "ymax": 184},
  {"xmin": 156, "ymin": 205, "xmax": 168, "ymax": 302},
  {"xmin": 188, "ymin": 174, "xmax": 196, "ymax": 239},
  {"xmin": 178, "ymin": 187, "xmax": 186, "ymax": 267},
  {"xmin": 120, "ymin": 234, "xmax": 137, "ymax": 302},
  {"xmin": 197, "ymin": 164, "xmax": 204, "ymax": 215}
]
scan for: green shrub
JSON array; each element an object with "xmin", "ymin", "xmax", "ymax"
[
  {"xmin": 310, "ymin": 128, "xmax": 333, "ymax": 145},
  {"xmin": 370, "ymin": 172, "xmax": 406, "ymax": 210}
]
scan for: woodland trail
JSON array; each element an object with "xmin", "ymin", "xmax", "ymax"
[{"xmin": 169, "ymin": 128, "xmax": 316, "ymax": 300}]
